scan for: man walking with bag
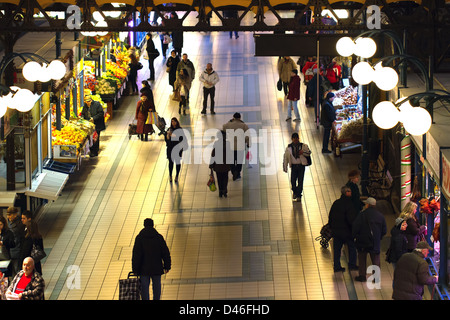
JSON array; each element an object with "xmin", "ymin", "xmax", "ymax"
[
  {"xmin": 283, "ymin": 132, "xmax": 311, "ymax": 201},
  {"xmin": 200, "ymin": 63, "xmax": 220, "ymax": 115},
  {"xmin": 132, "ymin": 218, "xmax": 171, "ymax": 300}
]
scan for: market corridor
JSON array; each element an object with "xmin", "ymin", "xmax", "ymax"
[{"xmin": 37, "ymin": 31, "xmax": 401, "ymax": 300}]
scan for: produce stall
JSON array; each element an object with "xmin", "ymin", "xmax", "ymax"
[{"xmin": 330, "ymin": 86, "xmax": 364, "ymax": 157}]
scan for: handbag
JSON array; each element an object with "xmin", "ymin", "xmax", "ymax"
[
  {"xmin": 207, "ymin": 169, "xmax": 216, "ymax": 192},
  {"xmin": 172, "ymin": 89, "xmax": 181, "ymax": 102},
  {"xmin": 146, "ymin": 112, "xmax": 158, "ymax": 125},
  {"xmin": 137, "ymin": 62, "xmax": 143, "ymax": 70},
  {"xmin": 277, "ymin": 78, "xmax": 282, "ymax": 91},
  {"xmin": 31, "ymin": 243, "xmax": 46, "ymax": 262},
  {"xmin": 0, "ymin": 246, "xmax": 10, "ymax": 261},
  {"xmin": 166, "ymin": 66, "xmax": 171, "ymax": 73}
]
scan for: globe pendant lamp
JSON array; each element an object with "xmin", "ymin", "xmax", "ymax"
[
  {"xmin": 354, "ymin": 37, "xmax": 377, "ymax": 59},
  {"xmin": 336, "ymin": 37, "xmax": 355, "ymax": 57},
  {"xmin": 402, "ymin": 106, "xmax": 432, "ymax": 136},
  {"xmin": 48, "ymin": 60, "xmax": 67, "ymax": 80},
  {"xmin": 22, "ymin": 61, "xmax": 42, "ymax": 82},
  {"xmin": 352, "ymin": 61, "xmax": 374, "ymax": 85},
  {"xmin": 373, "ymin": 63, "xmax": 399, "ymax": 91},
  {"xmin": 372, "ymin": 101, "xmax": 400, "ymax": 129}
]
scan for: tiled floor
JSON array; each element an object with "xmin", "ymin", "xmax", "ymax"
[{"xmin": 35, "ymin": 30, "xmax": 412, "ymax": 300}]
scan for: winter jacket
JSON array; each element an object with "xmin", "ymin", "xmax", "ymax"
[
  {"xmin": 392, "ymin": 250, "xmax": 437, "ymax": 300},
  {"xmin": 7, "ymin": 217, "xmax": 25, "ymax": 260},
  {"xmin": 166, "ymin": 55, "xmax": 180, "ymax": 87},
  {"xmin": 352, "ymin": 207, "xmax": 387, "ymax": 253},
  {"xmin": 8, "ymin": 270, "xmax": 45, "ymax": 300},
  {"xmin": 0, "ymin": 228, "xmax": 15, "ymax": 258},
  {"xmin": 19, "ymin": 236, "xmax": 44, "ymax": 275},
  {"xmin": 209, "ymin": 136, "xmax": 232, "ymax": 173},
  {"xmin": 165, "ymin": 126, "xmax": 186, "ymax": 163},
  {"xmin": 132, "ymin": 227, "xmax": 171, "ymax": 276},
  {"xmin": 325, "ymin": 62, "xmax": 341, "ymax": 84},
  {"xmin": 346, "ymin": 180, "xmax": 363, "ymax": 213},
  {"xmin": 320, "ymin": 99, "xmax": 336, "ymax": 128},
  {"xmin": 199, "ymin": 70, "xmax": 220, "ymax": 89},
  {"xmin": 222, "ymin": 119, "xmax": 250, "ymax": 151},
  {"xmin": 277, "ymin": 58, "xmax": 297, "ymax": 83},
  {"xmin": 405, "ymin": 216, "xmax": 424, "ymax": 251},
  {"xmin": 135, "ymin": 99, "xmax": 154, "ymax": 135},
  {"xmin": 283, "ymin": 142, "xmax": 311, "ymax": 170},
  {"xmin": 287, "ymin": 75, "xmax": 301, "ymax": 101},
  {"xmin": 81, "ymin": 100, "xmax": 105, "ymax": 132},
  {"xmin": 306, "ymin": 74, "xmax": 324, "ymax": 105},
  {"xmin": 386, "ymin": 224, "xmax": 408, "ymax": 264},
  {"xmin": 328, "ymin": 194, "xmax": 357, "ymax": 240},
  {"xmin": 177, "ymin": 59, "xmax": 195, "ymax": 80}
]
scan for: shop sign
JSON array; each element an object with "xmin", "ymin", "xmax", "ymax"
[{"xmin": 441, "ymin": 151, "xmax": 450, "ymax": 199}]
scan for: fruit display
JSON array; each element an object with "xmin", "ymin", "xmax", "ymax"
[
  {"xmin": 52, "ymin": 118, "xmax": 94, "ymax": 148},
  {"xmin": 84, "ymin": 74, "xmax": 98, "ymax": 92},
  {"xmin": 106, "ymin": 61, "xmax": 128, "ymax": 82},
  {"xmin": 96, "ymin": 77, "xmax": 116, "ymax": 95},
  {"xmin": 336, "ymin": 117, "xmax": 370, "ymax": 141}
]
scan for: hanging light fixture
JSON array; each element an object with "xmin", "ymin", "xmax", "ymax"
[
  {"xmin": 22, "ymin": 60, "xmax": 66, "ymax": 82},
  {"xmin": 372, "ymin": 101, "xmax": 400, "ymax": 129},
  {"xmin": 22, "ymin": 61, "xmax": 42, "ymax": 82},
  {"xmin": 353, "ymin": 37, "xmax": 377, "ymax": 58},
  {"xmin": 336, "ymin": 37, "xmax": 355, "ymax": 57},
  {"xmin": 352, "ymin": 61, "xmax": 375, "ymax": 85},
  {"xmin": 372, "ymin": 63, "xmax": 399, "ymax": 91}
]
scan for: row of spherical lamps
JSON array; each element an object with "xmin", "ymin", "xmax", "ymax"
[
  {"xmin": 336, "ymin": 36, "xmax": 431, "ymax": 136},
  {"xmin": 0, "ymin": 59, "xmax": 66, "ymax": 116}
]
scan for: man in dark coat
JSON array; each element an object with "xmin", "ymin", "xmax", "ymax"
[
  {"xmin": 145, "ymin": 33, "xmax": 159, "ymax": 81},
  {"xmin": 81, "ymin": 96, "xmax": 105, "ymax": 157},
  {"xmin": 132, "ymin": 218, "xmax": 171, "ymax": 300},
  {"xmin": 6, "ymin": 206, "xmax": 25, "ymax": 278},
  {"xmin": 392, "ymin": 241, "xmax": 438, "ymax": 300},
  {"xmin": 352, "ymin": 197, "xmax": 387, "ymax": 282},
  {"xmin": 320, "ymin": 91, "xmax": 336, "ymax": 153},
  {"xmin": 328, "ymin": 186, "xmax": 358, "ymax": 272}
]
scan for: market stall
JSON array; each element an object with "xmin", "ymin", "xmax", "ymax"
[{"xmin": 329, "ymin": 85, "xmax": 364, "ymax": 156}]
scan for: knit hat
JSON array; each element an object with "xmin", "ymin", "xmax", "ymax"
[{"xmin": 326, "ymin": 92, "xmax": 335, "ymax": 99}]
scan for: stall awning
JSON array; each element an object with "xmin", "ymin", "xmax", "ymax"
[
  {"xmin": 25, "ymin": 169, "xmax": 69, "ymax": 201},
  {"xmin": 0, "ymin": 191, "xmax": 17, "ymax": 208}
]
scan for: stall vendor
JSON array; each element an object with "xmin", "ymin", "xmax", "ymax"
[{"xmin": 81, "ymin": 96, "xmax": 105, "ymax": 157}]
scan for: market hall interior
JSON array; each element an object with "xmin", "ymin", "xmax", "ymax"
[{"xmin": 6, "ymin": 29, "xmax": 434, "ymax": 300}]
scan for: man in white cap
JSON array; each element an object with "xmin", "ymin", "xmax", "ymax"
[
  {"xmin": 392, "ymin": 241, "xmax": 438, "ymax": 300},
  {"xmin": 352, "ymin": 197, "xmax": 387, "ymax": 282}
]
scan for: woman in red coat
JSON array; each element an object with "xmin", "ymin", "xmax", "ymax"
[{"xmin": 135, "ymin": 93, "xmax": 154, "ymax": 141}]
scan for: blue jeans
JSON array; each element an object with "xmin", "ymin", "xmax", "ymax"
[
  {"xmin": 333, "ymin": 236, "xmax": 357, "ymax": 270},
  {"xmin": 140, "ymin": 275, "xmax": 162, "ymax": 300},
  {"xmin": 287, "ymin": 100, "xmax": 300, "ymax": 120}
]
